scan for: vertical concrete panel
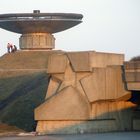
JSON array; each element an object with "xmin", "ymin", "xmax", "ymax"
[
  {"xmin": 81, "ymin": 74, "xmax": 98, "ymax": 102},
  {"xmin": 81, "ymin": 68, "xmax": 106, "ymax": 102},
  {"xmin": 106, "ymin": 66, "xmax": 118, "ymax": 100},
  {"xmin": 47, "ymin": 54, "xmax": 68, "ymax": 73},
  {"xmin": 127, "ymin": 83, "xmax": 140, "ymax": 90},
  {"xmin": 67, "ymin": 52, "xmax": 91, "ymax": 72},
  {"xmin": 92, "ymin": 102, "xmax": 109, "ymax": 119}
]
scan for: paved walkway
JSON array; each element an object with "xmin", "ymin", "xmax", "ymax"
[{"xmin": 0, "ymin": 132, "xmax": 140, "ymax": 140}]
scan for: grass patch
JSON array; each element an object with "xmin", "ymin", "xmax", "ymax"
[{"xmin": 0, "ymin": 72, "xmax": 49, "ymax": 131}]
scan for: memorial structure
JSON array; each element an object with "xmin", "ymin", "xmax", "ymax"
[{"xmin": 0, "ymin": 10, "xmax": 140, "ymax": 134}]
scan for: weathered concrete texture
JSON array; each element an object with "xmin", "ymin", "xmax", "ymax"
[
  {"xmin": 124, "ymin": 61, "xmax": 140, "ymax": 90},
  {"xmin": 125, "ymin": 72, "xmax": 140, "ymax": 82},
  {"xmin": 45, "ymin": 78, "xmax": 60, "ymax": 99},
  {"xmin": 47, "ymin": 53, "xmax": 68, "ymax": 73},
  {"xmin": 36, "ymin": 120, "xmax": 118, "ymax": 134},
  {"xmin": 36, "ymin": 101, "xmax": 137, "ymax": 134},
  {"xmin": 124, "ymin": 61, "xmax": 140, "ymax": 69},
  {"xmin": 91, "ymin": 101, "xmax": 136, "ymax": 131},
  {"xmin": 20, "ymin": 33, "xmax": 55, "ymax": 50},
  {"xmin": 67, "ymin": 52, "xmax": 91, "ymax": 72},
  {"xmin": 0, "ymin": 50, "xmax": 63, "ymax": 69},
  {"xmin": 81, "ymin": 66, "xmax": 131, "ymax": 102},
  {"xmin": 35, "ymin": 86, "xmax": 90, "ymax": 120},
  {"xmin": 90, "ymin": 51, "xmax": 124, "ymax": 68},
  {"xmin": 35, "ymin": 51, "xmax": 134, "ymax": 134}
]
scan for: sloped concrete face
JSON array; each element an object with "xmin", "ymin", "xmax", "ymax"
[
  {"xmin": 35, "ymin": 86, "xmax": 90, "ymax": 120},
  {"xmin": 35, "ymin": 51, "xmax": 136, "ymax": 134}
]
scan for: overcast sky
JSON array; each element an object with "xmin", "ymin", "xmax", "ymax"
[{"xmin": 0, "ymin": 0, "xmax": 140, "ymax": 60}]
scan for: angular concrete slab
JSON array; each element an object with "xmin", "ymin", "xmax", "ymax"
[
  {"xmin": 76, "ymin": 72, "xmax": 91, "ymax": 98},
  {"xmin": 67, "ymin": 52, "xmax": 91, "ymax": 72},
  {"xmin": 91, "ymin": 101, "xmax": 110, "ymax": 119},
  {"xmin": 124, "ymin": 61, "xmax": 140, "ymax": 69},
  {"xmin": 127, "ymin": 82, "xmax": 140, "ymax": 90},
  {"xmin": 47, "ymin": 53, "xmax": 68, "ymax": 73},
  {"xmin": 58, "ymin": 63, "xmax": 76, "ymax": 91},
  {"xmin": 125, "ymin": 72, "xmax": 140, "ymax": 82},
  {"xmin": 106, "ymin": 66, "xmax": 131, "ymax": 100},
  {"xmin": 81, "ymin": 69, "xmax": 106, "ymax": 102},
  {"xmin": 91, "ymin": 101, "xmax": 136, "ymax": 128},
  {"xmin": 35, "ymin": 86, "xmax": 90, "ymax": 120},
  {"xmin": 89, "ymin": 52, "xmax": 124, "ymax": 68},
  {"xmin": 45, "ymin": 77, "xmax": 61, "ymax": 99},
  {"xmin": 36, "ymin": 120, "xmax": 117, "ymax": 134},
  {"xmin": 106, "ymin": 66, "xmax": 118, "ymax": 99},
  {"xmin": 81, "ymin": 66, "xmax": 130, "ymax": 102},
  {"xmin": 53, "ymin": 74, "xmax": 64, "ymax": 81}
]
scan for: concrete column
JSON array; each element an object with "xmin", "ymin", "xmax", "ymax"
[{"xmin": 19, "ymin": 33, "xmax": 55, "ymax": 50}]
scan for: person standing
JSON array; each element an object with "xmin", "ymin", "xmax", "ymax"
[
  {"xmin": 7, "ymin": 43, "xmax": 11, "ymax": 53},
  {"xmin": 11, "ymin": 45, "xmax": 17, "ymax": 52}
]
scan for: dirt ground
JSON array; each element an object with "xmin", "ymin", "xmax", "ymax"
[{"xmin": 0, "ymin": 123, "xmax": 25, "ymax": 136}]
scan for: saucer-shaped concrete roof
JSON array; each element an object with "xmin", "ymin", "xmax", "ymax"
[{"xmin": 0, "ymin": 11, "xmax": 83, "ymax": 34}]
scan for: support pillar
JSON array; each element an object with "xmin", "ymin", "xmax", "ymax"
[{"xmin": 19, "ymin": 33, "xmax": 55, "ymax": 50}]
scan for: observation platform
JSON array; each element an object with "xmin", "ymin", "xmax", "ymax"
[{"xmin": 0, "ymin": 10, "xmax": 83, "ymax": 49}]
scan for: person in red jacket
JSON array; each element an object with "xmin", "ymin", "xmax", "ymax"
[{"xmin": 7, "ymin": 43, "xmax": 12, "ymax": 53}]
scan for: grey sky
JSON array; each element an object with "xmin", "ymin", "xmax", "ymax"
[{"xmin": 0, "ymin": 0, "xmax": 140, "ymax": 60}]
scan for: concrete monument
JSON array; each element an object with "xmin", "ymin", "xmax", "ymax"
[{"xmin": 0, "ymin": 10, "xmax": 140, "ymax": 134}]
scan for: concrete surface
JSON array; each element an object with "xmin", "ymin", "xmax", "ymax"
[{"xmin": 0, "ymin": 132, "xmax": 140, "ymax": 140}]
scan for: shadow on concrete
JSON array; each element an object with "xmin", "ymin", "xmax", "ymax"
[{"xmin": 0, "ymin": 72, "xmax": 50, "ymax": 131}]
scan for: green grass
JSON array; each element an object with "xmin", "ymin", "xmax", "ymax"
[{"xmin": 0, "ymin": 72, "xmax": 49, "ymax": 131}]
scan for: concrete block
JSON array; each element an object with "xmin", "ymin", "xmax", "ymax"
[
  {"xmin": 36, "ymin": 120, "xmax": 118, "ymax": 134},
  {"xmin": 124, "ymin": 61, "xmax": 140, "ymax": 69},
  {"xmin": 106, "ymin": 66, "xmax": 118, "ymax": 99},
  {"xmin": 106, "ymin": 66, "xmax": 131, "ymax": 100},
  {"xmin": 91, "ymin": 101, "xmax": 110, "ymax": 119},
  {"xmin": 127, "ymin": 82, "xmax": 140, "ymax": 90},
  {"xmin": 35, "ymin": 86, "xmax": 90, "ymax": 120},
  {"xmin": 81, "ymin": 66, "xmax": 130, "ymax": 102},
  {"xmin": 91, "ymin": 101, "xmax": 136, "ymax": 131},
  {"xmin": 47, "ymin": 53, "xmax": 68, "ymax": 74},
  {"xmin": 90, "ymin": 52, "xmax": 124, "ymax": 68},
  {"xmin": 81, "ymin": 69, "xmax": 106, "ymax": 102},
  {"xmin": 125, "ymin": 72, "xmax": 140, "ymax": 82},
  {"xmin": 67, "ymin": 52, "xmax": 91, "ymax": 72}
]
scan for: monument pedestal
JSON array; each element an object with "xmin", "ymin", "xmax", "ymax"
[{"xmin": 19, "ymin": 33, "xmax": 55, "ymax": 50}]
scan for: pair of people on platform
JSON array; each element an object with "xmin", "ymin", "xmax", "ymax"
[{"xmin": 7, "ymin": 43, "xmax": 17, "ymax": 53}]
